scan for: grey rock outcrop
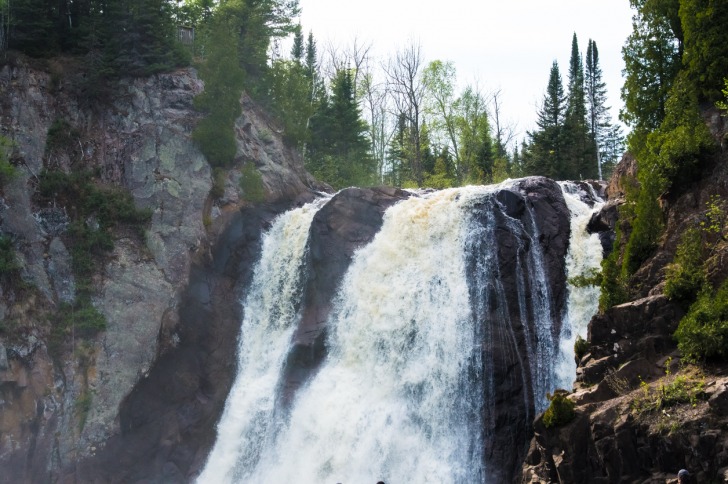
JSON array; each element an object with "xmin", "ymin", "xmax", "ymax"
[{"xmin": 0, "ymin": 58, "xmax": 322, "ymax": 482}]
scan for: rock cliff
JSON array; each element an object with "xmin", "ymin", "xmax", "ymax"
[
  {"xmin": 521, "ymin": 111, "xmax": 728, "ymax": 484},
  {"xmin": 0, "ymin": 57, "xmax": 323, "ymax": 482}
]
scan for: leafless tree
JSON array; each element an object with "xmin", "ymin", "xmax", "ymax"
[
  {"xmin": 384, "ymin": 41, "xmax": 426, "ymax": 186},
  {"xmin": 489, "ymin": 88, "xmax": 518, "ymax": 157},
  {"xmin": 360, "ymin": 67, "xmax": 394, "ymax": 184},
  {"xmin": 321, "ymin": 36, "xmax": 373, "ymax": 94}
]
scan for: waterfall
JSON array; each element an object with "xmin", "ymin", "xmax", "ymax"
[
  {"xmin": 198, "ymin": 198, "xmax": 328, "ymax": 483},
  {"xmin": 556, "ymin": 182, "xmax": 605, "ymax": 389},
  {"xmin": 200, "ymin": 180, "xmax": 600, "ymax": 483}
]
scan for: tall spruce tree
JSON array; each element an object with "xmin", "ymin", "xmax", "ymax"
[
  {"xmin": 563, "ymin": 33, "xmax": 593, "ymax": 179},
  {"xmin": 585, "ymin": 39, "xmax": 610, "ymax": 180},
  {"xmin": 290, "ymin": 23, "xmax": 303, "ymax": 61},
  {"xmin": 527, "ymin": 61, "xmax": 566, "ymax": 179}
]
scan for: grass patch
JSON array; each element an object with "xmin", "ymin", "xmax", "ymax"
[
  {"xmin": 0, "ymin": 135, "xmax": 18, "ymax": 186},
  {"xmin": 631, "ymin": 360, "xmax": 705, "ymax": 415}
]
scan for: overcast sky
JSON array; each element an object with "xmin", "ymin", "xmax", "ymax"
[{"xmin": 295, "ymin": 0, "xmax": 635, "ymax": 144}]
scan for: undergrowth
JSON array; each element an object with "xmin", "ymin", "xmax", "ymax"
[{"xmin": 631, "ymin": 359, "xmax": 705, "ymax": 415}]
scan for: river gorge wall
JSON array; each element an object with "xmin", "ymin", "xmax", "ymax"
[{"xmin": 0, "ymin": 59, "xmax": 323, "ymax": 482}]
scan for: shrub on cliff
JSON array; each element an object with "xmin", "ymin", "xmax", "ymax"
[
  {"xmin": 664, "ymin": 227, "xmax": 705, "ymax": 303},
  {"xmin": 542, "ymin": 391, "xmax": 576, "ymax": 429},
  {"xmin": 239, "ymin": 162, "xmax": 266, "ymax": 203},
  {"xmin": 0, "ymin": 135, "xmax": 17, "ymax": 186},
  {"xmin": 675, "ymin": 281, "xmax": 728, "ymax": 361}
]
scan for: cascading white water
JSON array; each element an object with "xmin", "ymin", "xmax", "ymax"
[
  {"xmin": 198, "ymin": 198, "xmax": 328, "ymax": 483},
  {"xmin": 556, "ymin": 182, "xmax": 605, "ymax": 389},
  {"xmin": 200, "ymin": 181, "xmax": 601, "ymax": 484},
  {"xmin": 242, "ymin": 187, "xmax": 490, "ymax": 483}
]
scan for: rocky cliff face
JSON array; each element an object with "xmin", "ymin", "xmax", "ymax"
[
  {"xmin": 0, "ymin": 57, "xmax": 323, "ymax": 482},
  {"xmin": 521, "ymin": 112, "xmax": 728, "ymax": 484}
]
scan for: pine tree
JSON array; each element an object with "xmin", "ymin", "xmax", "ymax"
[
  {"xmin": 192, "ymin": 15, "xmax": 245, "ymax": 168},
  {"xmin": 563, "ymin": 33, "xmax": 593, "ymax": 179},
  {"xmin": 527, "ymin": 61, "xmax": 566, "ymax": 179},
  {"xmin": 586, "ymin": 39, "xmax": 606, "ymax": 179},
  {"xmin": 307, "ymin": 69, "xmax": 374, "ymax": 188},
  {"xmin": 290, "ymin": 23, "xmax": 303, "ymax": 62},
  {"xmin": 8, "ymin": 0, "xmax": 57, "ymax": 56},
  {"xmin": 680, "ymin": 0, "xmax": 728, "ymax": 101}
]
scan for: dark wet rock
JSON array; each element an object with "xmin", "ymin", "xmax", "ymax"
[{"xmin": 280, "ymin": 186, "xmax": 410, "ymax": 403}]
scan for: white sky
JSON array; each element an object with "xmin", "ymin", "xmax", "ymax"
[{"xmin": 296, "ymin": 0, "xmax": 635, "ymax": 144}]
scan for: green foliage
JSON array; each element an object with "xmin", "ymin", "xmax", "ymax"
[
  {"xmin": 563, "ymin": 33, "xmax": 595, "ymax": 180},
  {"xmin": 620, "ymin": 0, "xmax": 682, "ymax": 133},
  {"xmin": 717, "ymin": 79, "xmax": 728, "ymax": 112},
  {"xmin": 680, "ymin": 0, "xmax": 728, "ymax": 101},
  {"xmin": 526, "ymin": 62, "xmax": 566, "ymax": 180},
  {"xmin": 59, "ymin": 298, "xmax": 107, "ymax": 337},
  {"xmin": 631, "ymin": 361, "xmax": 705, "ymax": 414},
  {"xmin": 306, "ymin": 69, "xmax": 375, "ymax": 189},
  {"xmin": 192, "ymin": 16, "xmax": 244, "ymax": 168},
  {"xmin": 574, "ymin": 335, "xmax": 590, "ymax": 361},
  {"xmin": 622, "ymin": 74, "xmax": 715, "ymax": 276},
  {"xmin": 675, "ymin": 281, "xmax": 728, "ymax": 361},
  {"xmin": 664, "ymin": 227, "xmax": 705, "ymax": 302},
  {"xmin": 210, "ymin": 167, "xmax": 226, "ymax": 199},
  {"xmin": 0, "ymin": 235, "xmax": 20, "ymax": 277},
  {"xmin": 8, "ymin": 0, "xmax": 190, "ymax": 76},
  {"xmin": 599, "ymin": 217, "xmax": 629, "ymax": 311},
  {"xmin": 569, "ymin": 267, "xmax": 601, "ymax": 288},
  {"xmin": 701, "ymin": 194, "xmax": 726, "ymax": 237},
  {"xmin": 267, "ymin": 59, "xmax": 315, "ymax": 146},
  {"xmin": 0, "ymin": 135, "xmax": 17, "ymax": 186},
  {"xmin": 542, "ymin": 391, "xmax": 576, "ymax": 429},
  {"xmin": 38, "ymin": 169, "xmax": 151, "ymax": 276},
  {"xmin": 46, "ymin": 119, "xmax": 79, "ymax": 152},
  {"xmin": 239, "ymin": 162, "xmax": 266, "ymax": 203},
  {"xmin": 75, "ymin": 388, "xmax": 93, "ymax": 431}
]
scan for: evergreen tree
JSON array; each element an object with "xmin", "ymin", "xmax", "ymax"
[
  {"xmin": 307, "ymin": 69, "xmax": 374, "ymax": 188},
  {"xmin": 192, "ymin": 15, "xmax": 245, "ymax": 168},
  {"xmin": 680, "ymin": 0, "xmax": 728, "ymax": 101},
  {"xmin": 8, "ymin": 0, "xmax": 56, "ymax": 56},
  {"xmin": 585, "ymin": 39, "xmax": 611, "ymax": 180},
  {"xmin": 621, "ymin": 0, "xmax": 682, "ymax": 143},
  {"xmin": 563, "ymin": 33, "xmax": 593, "ymax": 179},
  {"xmin": 290, "ymin": 23, "xmax": 303, "ymax": 62},
  {"xmin": 420, "ymin": 121, "xmax": 436, "ymax": 176},
  {"xmin": 527, "ymin": 61, "xmax": 566, "ymax": 179}
]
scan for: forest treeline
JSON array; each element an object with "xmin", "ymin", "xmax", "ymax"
[{"xmin": 0, "ymin": 0, "xmax": 624, "ymax": 190}]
